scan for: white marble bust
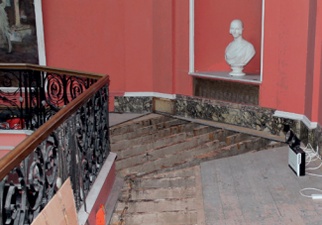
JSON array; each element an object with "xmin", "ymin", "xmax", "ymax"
[{"xmin": 225, "ymin": 19, "xmax": 255, "ymax": 76}]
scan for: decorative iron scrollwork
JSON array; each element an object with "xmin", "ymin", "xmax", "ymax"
[
  {"xmin": 0, "ymin": 84, "xmax": 110, "ymax": 224},
  {"xmin": 0, "ymin": 69, "xmax": 95, "ymax": 130}
]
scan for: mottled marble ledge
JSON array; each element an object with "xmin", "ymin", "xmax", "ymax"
[
  {"xmin": 175, "ymin": 95, "xmax": 291, "ymax": 137},
  {"xmin": 114, "ymin": 96, "xmax": 152, "ymax": 113},
  {"xmin": 174, "ymin": 115, "xmax": 285, "ymax": 143},
  {"xmin": 190, "ymin": 71, "xmax": 261, "ymax": 84},
  {"xmin": 113, "ymin": 95, "xmax": 321, "ymax": 148}
]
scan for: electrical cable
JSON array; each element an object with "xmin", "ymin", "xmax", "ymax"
[
  {"xmin": 299, "ymin": 144, "xmax": 322, "ymax": 199},
  {"xmin": 299, "ymin": 187, "xmax": 322, "ymax": 198}
]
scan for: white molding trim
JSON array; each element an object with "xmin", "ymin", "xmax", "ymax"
[
  {"xmin": 260, "ymin": 0, "xmax": 265, "ymax": 82},
  {"xmin": 189, "ymin": 0, "xmax": 195, "ymax": 73},
  {"xmin": 34, "ymin": 0, "xmax": 47, "ymax": 66},
  {"xmin": 0, "ymin": 87, "xmax": 22, "ymax": 93},
  {"xmin": 273, "ymin": 110, "xmax": 318, "ymax": 130},
  {"xmin": 0, "ymin": 146, "xmax": 14, "ymax": 150},
  {"xmin": 0, "ymin": 87, "xmax": 36, "ymax": 93},
  {"xmin": 124, "ymin": 92, "xmax": 177, "ymax": 100},
  {"xmin": 189, "ymin": 72, "xmax": 261, "ymax": 84},
  {"xmin": 0, "ymin": 130, "xmax": 33, "ymax": 135}
]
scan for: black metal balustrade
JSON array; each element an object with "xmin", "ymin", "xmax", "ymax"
[
  {"xmin": 0, "ymin": 64, "xmax": 110, "ymax": 225},
  {"xmin": 0, "ymin": 67, "xmax": 96, "ymax": 130}
]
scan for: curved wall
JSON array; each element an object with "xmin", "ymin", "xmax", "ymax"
[{"xmin": 41, "ymin": 0, "xmax": 322, "ymax": 124}]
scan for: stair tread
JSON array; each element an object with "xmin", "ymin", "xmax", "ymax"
[
  {"xmin": 110, "ymin": 114, "xmax": 284, "ymax": 225},
  {"xmin": 111, "ymin": 123, "xmax": 203, "ymax": 150},
  {"xmin": 110, "ymin": 120, "xmax": 190, "ymax": 143},
  {"xmin": 115, "ymin": 130, "xmax": 223, "ymax": 172}
]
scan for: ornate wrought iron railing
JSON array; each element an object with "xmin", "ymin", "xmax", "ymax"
[
  {"xmin": 0, "ymin": 64, "xmax": 110, "ymax": 225},
  {"xmin": 0, "ymin": 64, "xmax": 100, "ymax": 130}
]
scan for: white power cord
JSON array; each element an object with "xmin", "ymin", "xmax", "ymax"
[
  {"xmin": 303, "ymin": 144, "xmax": 322, "ymax": 176},
  {"xmin": 299, "ymin": 144, "xmax": 322, "ymax": 199},
  {"xmin": 300, "ymin": 187, "xmax": 322, "ymax": 198}
]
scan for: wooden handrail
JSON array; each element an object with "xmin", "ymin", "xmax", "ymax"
[
  {"xmin": 0, "ymin": 63, "xmax": 105, "ymax": 79},
  {"xmin": 0, "ymin": 74, "xmax": 110, "ymax": 180}
]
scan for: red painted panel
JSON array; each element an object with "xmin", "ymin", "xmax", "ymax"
[
  {"xmin": 42, "ymin": 1, "xmax": 126, "ymax": 110},
  {"xmin": 42, "ymin": 1, "xmax": 110, "ymax": 74},
  {"xmin": 260, "ymin": 0, "xmax": 310, "ymax": 114},
  {"xmin": 0, "ymin": 133, "xmax": 27, "ymax": 146},
  {"xmin": 123, "ymin": 1, "xmax": 153, "ymax": 92},
  {"xmin": 152, "ymin": 0, "xmax": 173, "ymax": 94},
  {"xmin": 311, "ymin": 1, "xmax": 322, "ymax": 124},
  {"xmin": 173, "ymin": 0, "xmax": 193, "ymax": 96},
  {"xmin": 0, "ymin": 132, "xmax": 28, "ymax": 158},
  {"xmin": 104, "ymin": 0, "xmax": 126, "ymax": 93}
]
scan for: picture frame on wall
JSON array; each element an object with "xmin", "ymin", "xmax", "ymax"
[{"xmin": 0, "ymin": 0, "xmax": 45, "ymax": 65}]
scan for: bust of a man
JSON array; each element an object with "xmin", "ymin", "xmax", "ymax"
[{"xmin": 225, "ymin": 19, "xmax": 255, "ymax": 76}]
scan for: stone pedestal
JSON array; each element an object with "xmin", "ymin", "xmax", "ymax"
[{"xmin": 229, "ymin": 64, "xmax": 245, "ymax": 76}]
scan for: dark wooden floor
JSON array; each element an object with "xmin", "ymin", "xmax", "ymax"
[{"xmin": 201, "ymin": 146, "xmax": 322, "ymax": 225}]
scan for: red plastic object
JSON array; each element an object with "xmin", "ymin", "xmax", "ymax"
[
  {"xmin": 6, "ymin": 117, "xmax": 24, "ymax": 129},
  {"xmin": 96, "ymin": 205, "xmax": 106, "ymax": 225}
]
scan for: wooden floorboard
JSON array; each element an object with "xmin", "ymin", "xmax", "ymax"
[{"xmin": 201, "ymin": 146, "xmax": 322, "ymax": 225}]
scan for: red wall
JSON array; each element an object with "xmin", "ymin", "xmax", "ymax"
[
  {"xmin": 122, "ymin": 1, "xmax": 154, "ymax": 92},
  {"xmin": 42, "ymin": 1, "xmax": 322, "ymax": 124},
  {"xmin": 42, "ymin": 1, "xmax": 152, "ymax": 96},
  {"xmin": 173, "ymin": 0, "xmax": 192, "ymax": 96},
  {"xmin": 0, "ymin": 132, "xmax": 29, "ymax": 158},
  {"xmin": 311, "ymin": 0, "xmax": 322, "ymax": 123},
  {"xmin": 42, "ymin": 1, "xmax": 110, "ymax": 74},
  {"xmin": 260, "ymin": 0, "xmax": 316, "ymax": 118},
  {"xmin": 42, "ymin": 1, "xmax": 190, "ymax": 96},
  {"xmin": 152, "ymin": 0, "xmax": 173, "ymax": 94}
]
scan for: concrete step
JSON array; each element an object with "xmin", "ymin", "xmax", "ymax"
[
  {"xmin": 117, "ymin": 167, "xmax": 197, "ymax": 195},
  {"xmin": 111, "ymin": 123, "xmax": 212, "ymax": 152},
  {"xmin": 129, "ymin": 187, "xmax": 196, "ymax": 201},
  {"xmin": 114, "ymin": 131, "xmax": 188, "ymax": 160},
  {"xmin": 112, "ymin": 199, "xmax": 198, "ymax": 224},
  {"xmin": 195, "ymin": 137, "xmax": 266, "ymax": 161},
  {"xmin": 110, "ymin": 114, "xmax": 173, "ymax": 136},
  {"xmin": 118, "ymin": 177, "xmax": 196, "ymax": 203},
  {"xmin": 110, "ymin": 166, "xmax": 201, "ymax": 225},
  {"xmin": 111, "ymin": 123, "xmax": 205, "ymax": 152},
  {"xmin": 116, "ymin": 129, "xmax": 257, "ymax": 177},
  {"xmin": 114, "ymin": 126, "xmax": 219, "ymax": 161},
  {"xmin": 111, "ymin": 211, "xmax": 198, "ymax": 225},
  {"xmin": 123, "ymin": 198, "xmax": 196, "ymax": 214},
  {"xmin": 116, "ymin": 131, "xmax": 223, "ymax": 176},
  {"xmin": 133, "ymin": 175, "xmax": 196, "ymax": 190},
  {"xmin": 111, "ymin": 118, "xmax": 189, "ymax": 144}
]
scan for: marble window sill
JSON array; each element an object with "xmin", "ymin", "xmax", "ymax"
[{"xmin": 189, "ymin": 71, "xmax": 261, "ymax": 84}]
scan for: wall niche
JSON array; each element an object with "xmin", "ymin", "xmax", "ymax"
[{"xmin": 190, "ymin": 0, "xmax": 264, "ymax": 83}]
